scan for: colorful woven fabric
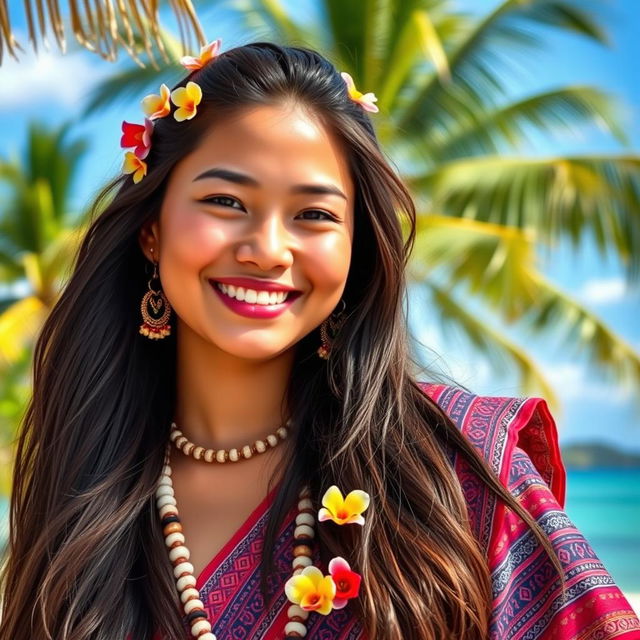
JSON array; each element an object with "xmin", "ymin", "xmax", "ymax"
[{"xmin": 157, "ymin": 384, "xmax": 639, "ymax": 639}]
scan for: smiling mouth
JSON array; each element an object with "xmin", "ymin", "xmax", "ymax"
[{"xmin": 212, "ymin": 281, "xmax": 302, "ymax": 306}]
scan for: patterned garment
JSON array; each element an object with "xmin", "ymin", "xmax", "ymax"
[{"xmin": 161, "ymin": 384, "xmax": 640, "ymax": 639}]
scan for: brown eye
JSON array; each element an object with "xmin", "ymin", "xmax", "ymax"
[
  {"xmin": 298, "ymin": 209, "xmax": 336, "ymax": 221},
  {"xmin": 203, "ymin": 195, "xmax": 245, "ymax": 210}
]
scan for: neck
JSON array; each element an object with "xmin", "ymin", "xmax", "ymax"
[{"xmin": 172, "ymin": 320, "xmax": 295, "ymax": 451}]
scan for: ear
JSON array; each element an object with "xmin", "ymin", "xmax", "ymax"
[{"xmin": 138, "ymin": 220, "xmax": 160, "ymax": 261}]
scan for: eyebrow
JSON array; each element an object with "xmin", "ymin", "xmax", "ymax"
[{"xmin": 193, "ymin": 168, "xmax": 347, "ymax": 200}]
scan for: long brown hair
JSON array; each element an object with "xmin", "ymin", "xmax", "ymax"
[{"xmin": 0, "ymin": 42, "xmax": 563, "ymax": 639}]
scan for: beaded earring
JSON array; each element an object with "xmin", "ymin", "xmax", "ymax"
[
  {"xmin": 139, "ymin": 248, "xmax": 172, "ymax": 340},
  {"xmin": 317, "ymin": 300, "xmax": 347, "ymax": 360}
]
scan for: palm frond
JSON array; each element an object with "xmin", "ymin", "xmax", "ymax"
[
  {"xmin": 410, "ymin": 154, "xmax": 640, "ymax": 278},
  {"xmin": 398, "ymin": 0, "xmax": 609, "ymax": 134},
  {"xmin": 421, "ymin": 279, "xmax": 559, "ymax": 406},
  {"xmin": 378, "ymin": 8, "xmax": 451, "ymax": 112},
  {"xmin": 526, "ymin": 274, "xmax": 640, "ymax": 390},
  {"xmin": 0, "ymin": 296, "xmax": 47, "ymax": 366},
  {"xmin": 411, "ymin": 215, "xmax": 539, "ymax": 321},
  {"xmin": 229, "ymin": 0, "xmax": 313, "ymax": 48},
  {"xmin": 0, "ymin": 0, "xmax": 205, "ymax": 66},
  {"xmin": 424, "ymin": 86, "xmax": 626, "ymax": 162}
]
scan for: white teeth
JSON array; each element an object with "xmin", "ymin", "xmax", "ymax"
[{"xmin": 216, "ymin": 283, "xmax": 290, "ymax": 306}]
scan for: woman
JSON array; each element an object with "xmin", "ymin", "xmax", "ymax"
[{"xmin": 0, "ymin": 41, "xmax": 637, "ymax": 640}]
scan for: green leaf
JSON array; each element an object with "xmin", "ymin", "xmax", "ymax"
[
  {"xmin": 410, "ymin": 154, "xmax": 640, "ymax": 278},
  {"xmin": 420, "ymin": 279, "xmax": 559, "ymax": 406}
]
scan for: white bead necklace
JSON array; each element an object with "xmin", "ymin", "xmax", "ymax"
[
  {"xmin": 156, "ymin": 443, "xmax": 316, "ymax": 639},
  {"xmin": 170, "ymin": 420, "xmax": 290, "ymax": 463}
]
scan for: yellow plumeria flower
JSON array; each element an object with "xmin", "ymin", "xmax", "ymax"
[
  {"xmin": 170, "ymin": 81, "xmax": 203, "ymax": 122},
  {"xmin": 141, "ymin": 83, "xmax": 171, "ymax": 120},
  {"xmin": 122, "ymin": 151, "xmax": 147, "ymax": 183},
  {"xmin": 340, "ymin": 72, "xmax": 379, "ymax": 113},
  {"xmin": 318, "ymin": 485, "xmax": 370, "ymax": 526},
  {"xmin": 180, "ymin": 38, "xmax": 222, "ymax": 70},
  {"xmin": 284, "ymin": 566, "xmax": 336, "ymax": 615}
]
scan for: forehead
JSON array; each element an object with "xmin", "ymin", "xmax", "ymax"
[{"xmin": 172, "ymin": 103, "xmax": 354, "ymax": 199}]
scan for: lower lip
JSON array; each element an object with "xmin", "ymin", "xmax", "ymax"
[{"xmin": 210, "ymin": 281, "xmax": 299, "ymax": 319}]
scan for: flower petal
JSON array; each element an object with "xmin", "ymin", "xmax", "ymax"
[
  {"xmin": 340, "ymin": 72, "xmax": 356, "ymax": 91},
  {"xmin": 285, "ymin": 574, "xmax": 314, "ymax": 604},
  {"xmin": 173, "ymin": 107, "xmax": 194, "ymax": 122},
  {"xmin": 185, "ymin": 81, "xmax": 203, "ymax": 105},
  {"xmin": 321, "ymin": 485, "xmax": 344, "ymax": 515},
  {"xmin": 345, "ymin": 514, "xmax": 365, "ymax": 526},
  {"xmin": 332, "ymin": 597, "xmax": 348, "ymax": 610},
  {"xmin": 120, "ymin": 121, "xmax": 144, "ymax": 148},
  {"xmin": 180, "ymin": 38, "xmax": 222, "ymax": 69},
  {"xmin": 319, "ymin": 574, "xmax": 337, "ymax": 600},
  {"xmin": 344, "ymin": 489, "xmax": 370, "ymax": 515},
  {"xmin": 318, "ymin": 507, "xmax": 333, "ymax": 522},
  {"xmin": 141, "ymin": 83, "xmax": 171, "ymax": 119},
  {"xmin": 200, "ymin": 38, "xmax": 221, "ymax": 63},
  {"xmin": 170, "ymin": 86, "xmax": 188, "ymax": 108},
  {"xmin": 180, "ymin": 55, "xmax": 200, "ymax": 70},
  {"xmin": 328, "ymin": 556, "xmax": 351, "ymax": 575},
  {"xmin": 300, "ymin": 565, "xmax": 324, "ymax": 587}
]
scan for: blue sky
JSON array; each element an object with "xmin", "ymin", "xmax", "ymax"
[{"xmin": 0, "ymin": 0, "xmax": 638, "ymax": 452}]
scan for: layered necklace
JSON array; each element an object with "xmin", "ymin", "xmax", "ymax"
[{"xmin": 155, "ymin": 420, "xmax": 315, "ymax": 639}]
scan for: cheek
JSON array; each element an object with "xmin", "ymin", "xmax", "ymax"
[
  {"xmin": 305, "ymin": 233, "xmax": 352, "ymax": 291},
  {"xmin": 162, "ymin": 211, "xmax": 229, "ymax": 273}
]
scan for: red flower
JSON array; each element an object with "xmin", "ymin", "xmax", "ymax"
[
  {"xmin": 328, "ymin": 557, "xmax": 361, "ymax": 609},
  {"xmin": 120, "ymin": 119, "xmax": 154, "ymax": 159}
]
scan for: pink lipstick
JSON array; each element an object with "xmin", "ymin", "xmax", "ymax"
[{"xmin": 209, "ymin": 280, "xmax": 300, "ymax": 319}]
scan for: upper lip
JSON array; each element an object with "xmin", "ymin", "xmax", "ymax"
[{"xmin": 210, "ymin": 277, "xmax": 300, "ymax": 292}]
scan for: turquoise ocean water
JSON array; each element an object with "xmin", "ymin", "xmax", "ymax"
[
  {"xmin": 564, "ymin": 468, "xmax": 640, "ymax": 592},
  {"xmin": 0, "ymin": 468, "xmax": 638, "ymax": 591}
]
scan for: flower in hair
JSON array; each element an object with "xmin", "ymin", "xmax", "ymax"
[
  {"xmin": 170, "ymin": 81, "xmax": 203, "ymax": 122},
  {"xmin": 340, "ymin": 72, "xmax": 379, "ymax": 113},
  {"xmin": 285, "ymin": 566, "xmax": 336, "ymax": 615},
  {"xmin": 318, "ymin": 485, "xmax": 370, "ymax": 526},
  {"xmin": 328, "ymin": 557, "xmax": 362, "ymax": 609},
  {"xmin": 180, "ymin": 38, "xmax": 222, "ymax": 70},
  {"xmin": 120, "ymin": 119, "xmax": 154, "ymax": 159},
  {"xmin": 122, "ymin": 152, "xmax": 147, "ymax": 184},
  {"xmin": 142, "ymin": 83, "xmax": 171, "ymax": 120}
]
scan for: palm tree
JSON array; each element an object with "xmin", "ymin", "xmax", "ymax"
[
  {"xmin": 0, "ymin": 0, "xmax": 204, "ymax": 67},
  {"xmin": 0, "ymin": 122, "xmax": 90, "ymax": 462},
  {"xmin": 83, "ymin": 0, "xmax": 640, "ymax": 405}
]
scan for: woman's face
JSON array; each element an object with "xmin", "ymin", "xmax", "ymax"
[{"xmin": 139, "ymin": 103, "xmax": 355, "ymax": 360}]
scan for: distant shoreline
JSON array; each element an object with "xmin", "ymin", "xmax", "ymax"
[{"xmin": 561, "ymin": 442, "xmax": 640, "ymax": 470}]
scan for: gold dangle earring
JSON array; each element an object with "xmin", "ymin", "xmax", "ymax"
[
  {"xmin": 139, "ymin": 248, "xmax": 172, "ymax": 340},
  {"xmin": 317, "ymin": 299, "xmax": 347, "ymax": 360}
]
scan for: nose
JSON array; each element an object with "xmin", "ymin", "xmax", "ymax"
[{"xmin": 235, "ymin": 213, "xmax": 294, "ymax": 271}]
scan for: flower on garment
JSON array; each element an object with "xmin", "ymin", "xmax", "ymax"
[
  {"xmin": 340, "ymin": 72, "xmax": 379, "ymax": 113},
  {"xmin": 141, "ymin": 83, "xmax": 171, "ymax": 120},
  {"xmin": 180, "ymin": 38, "xmax": 222, "ymax": 70},
  {"xmin": 122, "ymin": 152, "xmax": 147, "ymax": 184},
  {"xmin": 318, "ymin": 485, "xmax": 370, "ymax": 526},
  {"xmin": 285, "ymin": 566, "xmax": 336, "ymax": 615},
  {"xmin": 328, "ymin": 557, "xmax": 362, "ymax": 609},
  {"xmin": 120, "ymin": 119, "xmax": 154, "ymax": 159},
  {"xmin": 170, "ymin": 81, "xmax": 203, "ymax": 122}
]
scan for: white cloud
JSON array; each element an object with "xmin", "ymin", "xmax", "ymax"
[
  {"xmin": 540, "ymin": 360, "xmax": 632, "ymax": 405},
  {"xmin": 0, "ymin": 48, "xmax": 104, "ymax": 111},
  {"xmin": 577, "ymin": 277, "xmax": 627, "ymax": 305}
]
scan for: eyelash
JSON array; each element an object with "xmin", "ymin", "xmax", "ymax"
[{"xmin": 202, "ymin": 195, "xmax": 338, "ymax": 221}]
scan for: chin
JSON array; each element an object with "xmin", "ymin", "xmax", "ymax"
[{"xmin": 214, "ymin": 339, "xmax": 295, "ymax": 361}]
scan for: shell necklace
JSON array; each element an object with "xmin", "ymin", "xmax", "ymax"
[{"xmin": 156, "ymin": 425, "xmax": 315, "ymax": 639}]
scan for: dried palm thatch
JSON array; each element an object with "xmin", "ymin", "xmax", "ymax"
[{"xmin": 0, "ymin": 0, "xmax": 205, "ymax": 66}]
